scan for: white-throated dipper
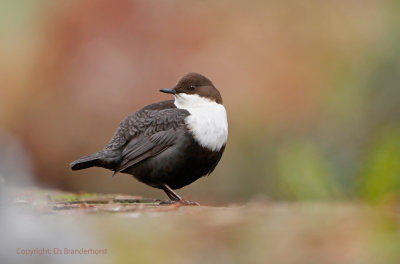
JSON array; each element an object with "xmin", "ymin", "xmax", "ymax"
[{"xmin": 70, "ymin": 73, "xmax": 228, "ymax": 205}]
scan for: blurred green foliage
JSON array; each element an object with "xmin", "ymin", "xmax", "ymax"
[
  {"xmin": 358, "ymin": 126, "xmax": 400, "ymax": 203},
  {"xmin": 275, "ymin": 139, "xmax": 341, "ymax": 200}
]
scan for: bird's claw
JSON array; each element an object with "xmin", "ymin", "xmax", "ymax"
[
  {"xmin": 179, "ymin": 199, "xmax": 200, "ymax": 206},
  {"xmin": 159, "ymin": 199, "xmax": 200, "ymax": 206}
]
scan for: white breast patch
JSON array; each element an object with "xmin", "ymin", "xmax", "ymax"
[{"xmin": 174, "ymin": 94, "xmax": 228, "ymax": 151}]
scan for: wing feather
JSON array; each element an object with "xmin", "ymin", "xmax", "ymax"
[{"xmin": 112, "ymin": 106, "xmax": 189, "ymax": 174}]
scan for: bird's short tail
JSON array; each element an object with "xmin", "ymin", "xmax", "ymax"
[{"xmin": 70, "ymin": 152, "xmax": 102, "ymax": 170}]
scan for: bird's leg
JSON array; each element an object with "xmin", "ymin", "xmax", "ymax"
[
  {"xmin": 161, "ymin": 184, "xmax": 182, "ymax": 201},
  {"xmin": 160, "ymin": 184, "xmax": 200, "ymax": 206}
]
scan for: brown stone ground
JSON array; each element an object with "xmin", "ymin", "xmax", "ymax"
[{"xmin": 3, "ymin": 188, "xmax": 400, "ymax": 264}]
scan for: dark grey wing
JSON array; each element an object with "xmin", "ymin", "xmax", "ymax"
[
  {"xmin": 112, "ymin": 108, "xmax": 189, "ymax": 174},
  {"xmin": 105, "ymin": 100, "xmax": 176, "ymax": 152}
]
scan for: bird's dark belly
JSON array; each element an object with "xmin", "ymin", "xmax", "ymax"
[{"xmin": 122, "ymin": 136, "xmax": 224, "ymax": 189}]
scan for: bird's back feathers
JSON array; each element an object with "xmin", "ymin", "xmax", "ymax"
[{"xmin": 70, "ymin": 100, "xmax": 190, "ymax": 174}]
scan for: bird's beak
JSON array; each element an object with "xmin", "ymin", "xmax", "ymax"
[{"xmin": 160, "ymin": 88, "xmax": 177, "ymax": 94}]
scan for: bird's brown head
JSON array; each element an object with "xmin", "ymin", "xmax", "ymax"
[{"xmin": 160, "ymin": 73, "xmax": 223, "ymax": 104}]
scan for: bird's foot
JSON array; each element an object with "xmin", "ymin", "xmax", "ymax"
[
  {"xmin": 179, "ymin": 199, "xmax": 200, "ymax": 206},
  {"xmin": 159, "ymin": 199, "xmax": 200, "ymax": 206},
  {"xmin": 160, "ymin": 184, "xmax": 200, "ymax": 206}
]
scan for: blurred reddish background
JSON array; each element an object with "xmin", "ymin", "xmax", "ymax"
[{"xmin": 1, "ymin": 0, "xmax": 399, "ymax": 203}]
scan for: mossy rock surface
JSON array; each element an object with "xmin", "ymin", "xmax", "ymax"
[{"xmin": 4, "ymin": 188, "xmax": 400, "ymax": 264}]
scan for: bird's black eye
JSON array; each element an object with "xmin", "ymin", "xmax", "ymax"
[{"xmin": 189, "ymin": 85, "xmax": 196, "ymax": 90}]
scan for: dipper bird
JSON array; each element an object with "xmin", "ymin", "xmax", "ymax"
[{"xmin": 70, "ymin": 73, "xmax": 228, "ymax": 205}]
